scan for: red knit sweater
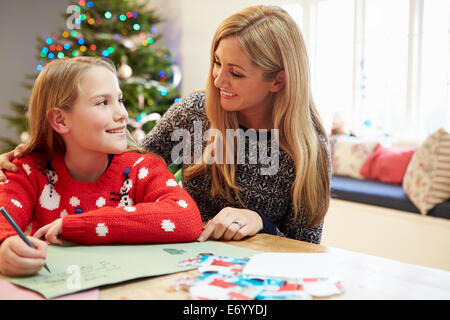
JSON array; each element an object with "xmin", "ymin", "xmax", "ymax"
[{"xmin": 0, "ymin": 151, "xmax": 202, "ymax": 244}]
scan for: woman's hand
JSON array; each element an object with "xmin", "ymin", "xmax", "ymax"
[
  {"xmin": 34, "ymin": 218, "xmax": 63, "ymax": 245},
  {"xmin": 0, "ymin": 235, "xmax": 48, "ymax": 277},
  {"xmin": 0, "ymin": 144, "xmax": 26, "ymax": 182},
  {"xmin": 197, "ymin": 207, "xmax": 263, "ymax": 241}
]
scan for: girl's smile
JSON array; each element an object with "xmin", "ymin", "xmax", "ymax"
[{"xmin": 105, "ymin": 125, "xmax": 127, "ymax": 137}]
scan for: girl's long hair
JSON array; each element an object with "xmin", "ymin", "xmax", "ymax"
[
  {"xmin": 24, "ymin": 56, "xmax": 147, "ymax": 156},
  {"xmin": 184, "ymin": 5, "xmax": 330, "ymax": 227}
]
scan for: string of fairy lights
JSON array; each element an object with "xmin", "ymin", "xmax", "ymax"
[
  {"xmin": 37, "ymin": 0, "xmax": 161, "ymax": 71},
  {"xmin": 38, "ymin": 27, "xmax": 158, "ymax": 71}
]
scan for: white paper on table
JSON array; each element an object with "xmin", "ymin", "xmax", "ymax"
[{"xmin": 242, "ymin": 252, "xmax": 344, "ymax": 280}]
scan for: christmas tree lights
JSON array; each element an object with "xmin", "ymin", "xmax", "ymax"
[{"xmin": 1, "ymin": 0, "xmax": 181, "ymax": 152}]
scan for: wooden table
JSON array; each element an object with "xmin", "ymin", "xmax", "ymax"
[{"xmin": 99, "ymin": 234, "xmax": 450, "ymax": 300}]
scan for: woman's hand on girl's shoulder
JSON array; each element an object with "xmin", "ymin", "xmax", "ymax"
[
  {"xmin": 197, "ymin": 207, "xmax": 263, "ymax": 242},
  {"xmin": 0, "ymin": 144, "xmax": 26, "ymax": 181}
]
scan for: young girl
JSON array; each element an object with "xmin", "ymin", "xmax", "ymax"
[{"xmin": 0, "ymin": 57, "xmax": 202, "ymax": 277}]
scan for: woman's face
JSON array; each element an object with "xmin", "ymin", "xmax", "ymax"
[{"xmin": 212, "ymin": 36, "xmax": 280, "ymax": 115}]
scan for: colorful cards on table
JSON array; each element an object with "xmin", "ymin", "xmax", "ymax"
[{"xmin": 174, "ymin": 253, "xmax": 345, "ymax": 300}]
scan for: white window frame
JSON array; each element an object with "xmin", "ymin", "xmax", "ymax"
[{"xmin": 303, "ymin": 0, "xmax": 450, "ymax": 141}]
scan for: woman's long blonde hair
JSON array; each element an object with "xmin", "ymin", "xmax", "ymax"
[
  {"xmin": 24, "ymin": 56, "xmax": 146, "ymax": 156},
  {"xmin": 184, "ymin": 5, "xmax": 330, "ymax": 227}
]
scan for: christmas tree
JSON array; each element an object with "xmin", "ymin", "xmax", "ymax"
[{"xmin": 0, "ymin": 0, "xmax": 181, "ymax": 153}]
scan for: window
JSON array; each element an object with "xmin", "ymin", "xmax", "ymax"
[
  {"xmin": 307, "ymin": 0, "xmax": 450, "ymax": 141},
  {"xmin": 419, "ymin": 0, "xmax": 450, "ymax": 139},
  {"xmin": 312, "ymin": 0, "xmax": 354, "ymax": 133}
]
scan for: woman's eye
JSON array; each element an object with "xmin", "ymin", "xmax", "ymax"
[
  {"xmin": 96, "ymin": 100, "xmax": 108, "ymax": 106},
  {"xmin": 213, "ymin": 60, "xmax": 221, "ymax": 66},
  {"xmin": 231, "ymin": 71, "xmax": 243, "ymax": 78}
]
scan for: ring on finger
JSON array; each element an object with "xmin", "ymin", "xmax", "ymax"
[{"xmin": 232, "ymin": 220, "xmax": 244, "ymax": 228}]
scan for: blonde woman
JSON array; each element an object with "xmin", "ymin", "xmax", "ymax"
[
  {"xmin": 0, "ymin": 57, "xmax": 202, "ymax": 276},
  {"xmin": 145, "ymin": 5, "xmax": 330, "ymax": 243},
  {"xmin": 0, "ymin": 5, "xmax": 330, "ymax": 244}
]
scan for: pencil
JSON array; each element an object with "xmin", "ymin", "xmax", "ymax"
[{"xmin": 0, "ymin": 207, "xmax": 51, "ymax": 273}]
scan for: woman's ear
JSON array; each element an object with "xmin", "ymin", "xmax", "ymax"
[
  {"xmin": 47, "ymin": 108, "xmax": 69, "ymax": 135},
  {"xmin": 270, "ymin": 70, "xmax": 286, "ymax": 93}
]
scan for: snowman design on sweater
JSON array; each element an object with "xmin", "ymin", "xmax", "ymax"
[
  {"xmin": 0, "ymin": 152, "xmax": 203, "ymax": 245},
  {"xmin": 110, "ymin": 168, "xmax": 134, "ymax": 207},
  {"xmin": 37, "ymin": 160, "xmax": 61, "ymax": 211}
]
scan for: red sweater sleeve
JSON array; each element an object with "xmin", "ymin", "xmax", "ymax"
[
  {"xmin": 0, "ymin": 155, "xmax": 38, "ymax": 242},
  {"xmin": 61, "ymin": 154, "xmax": 202, "ymax": 244}
]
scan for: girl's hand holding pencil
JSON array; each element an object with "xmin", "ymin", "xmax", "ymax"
[{"xmin": 0, "ymin": 234, "xmax": 48, "ymax": 277}]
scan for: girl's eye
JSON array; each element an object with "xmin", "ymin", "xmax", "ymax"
[
  {"xmin": 96, "ymin": 100, "xmax": 108, "ymax": 106},
  {"xmin": 213, "ymin": 60, "xmax": 221, "ymax": 66}
]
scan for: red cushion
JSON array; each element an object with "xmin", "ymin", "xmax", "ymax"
[{"xmin": 360, "ymin": 145, "xmax": 417, "ymax": 185}]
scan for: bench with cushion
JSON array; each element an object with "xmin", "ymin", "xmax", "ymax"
[{"xmin": 331, "ymin": 175, "xmax": 450, "ymax": 220}]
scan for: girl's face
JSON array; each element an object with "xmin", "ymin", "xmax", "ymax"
[
  {"xmin": 63, "ymin": 66, "xmax": 128, "ymax": 156},
  {"xmin": 212, "ymin": 36, "xmax": 279, "ymax": 115}
]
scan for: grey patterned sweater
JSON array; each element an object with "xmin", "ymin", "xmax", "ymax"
[{"xmin": 140, "ymin": 91, "xmax": 327, "ymax": 244}]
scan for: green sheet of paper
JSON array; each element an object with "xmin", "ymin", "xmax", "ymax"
[{"xmin": 0, "ymin": 241, "xmax": 259, "ymax": 299}]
